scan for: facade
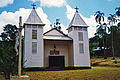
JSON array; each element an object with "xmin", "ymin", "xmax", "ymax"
[{"xmin": 23, "ymin": 7, "xmax": 91, "ymax": 68}]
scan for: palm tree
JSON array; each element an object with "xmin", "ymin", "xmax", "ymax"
[
  {"xmin": 96, "ymin": 24, "xmax": 107, "ymax": 37},
  {"xmin": 94, "ymin": 11, "xmax": 108, "ymax": 58},
  {"xmin": 95, "ymin": 23, "xmax": 108, "ymax": 58},
  {"xmin": 108, "ymin": 14, "xmax": 117, "ymax": 59},
  {"xmin": 94, "ymin": 11, "xmax": 104, "ymax": 24},
  {"xmin": 115, "ymin": 7, "xmax": 120, "ymax": 17},
  {"xmin": 108, "ymin": 14, "xmax": 117, "ymax": 25}
]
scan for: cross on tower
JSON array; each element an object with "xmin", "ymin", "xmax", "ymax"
[
  {"xmin": 31, "ymin": 3, "xmax": 36, "ymax": 9},
  {"xmin": 75, "ymin": 7, "xmax": 79, "ymax": 12}
]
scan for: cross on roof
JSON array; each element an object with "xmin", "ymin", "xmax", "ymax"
[
  {"xmin": 75, "ymin": 7, "xmax": 79, "ymax": 12},
  {"xmin": 31, "ymin": 3, "xmax": 36, "ymax": 9}
]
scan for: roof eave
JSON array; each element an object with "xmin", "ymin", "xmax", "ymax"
[
  {"xmin": 43, "ymin": 39, "xmax": 73, "ymax": 41},
  {"xmin": 23, "ymin": 23, "xmax": 45, "ymax": 28},
  {"xmin": 67, "ymin": 25, "xmax": 89, "ymax": 30}
]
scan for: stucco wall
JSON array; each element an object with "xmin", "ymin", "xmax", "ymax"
[
  {"xmin": 44, "ymin": 40, "xmax": 72, "ymax": 67},
  {"xmin": 24, "ymin": 25, "xmax": 44, "ymax": 67},
  {"xmin": 68, "ymin": 41, "xmax": 74, "ymax": 66},
  {"xmin": 68, "ymin": 27, "xmax": 91, "ymax": 67}
]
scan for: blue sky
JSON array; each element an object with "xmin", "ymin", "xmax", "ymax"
[{"xmin": 0, "ymin": 0, "xmax": 119, "ymax": 37}]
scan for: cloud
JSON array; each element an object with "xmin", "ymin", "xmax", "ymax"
[
  {"xmin": 65, "ymin": 4, "xmax": 75, "ymax": 21},
  {"xmin": 0, "ymin": 7, "xmax": 51, "ymax": 34},
  {"xmin": 0, "ymin": 0, "xmax": 14, "ymax": 7},
  {"xmin": 65, "ymin": 4, "xmax": 98, "ymax": 38},
  {"xmin": 35, "ymin": 7, "xmax": 51, "ymax": 32},
  {"xmin": 0, "ymin": 6, "xmax": 69, "ymax": 36},
  {"xmin": 82, "ymin": 15, "xmax": 98, "ymax": 38},
  {"xmin": 60, "ymin": 24, "xmax": 68, "ymax": 34},
  {"xmin": 29, "ymin": 0, "xmax": 66, "ymax": 7}
]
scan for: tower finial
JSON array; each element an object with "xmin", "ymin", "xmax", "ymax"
[
  {"xmin": 31, "ymin": 3, "xmax": 36, "ymax": 9},
  {"xmin": 75, "ymin": 7, "xmax": 79, "ymax": 12}
]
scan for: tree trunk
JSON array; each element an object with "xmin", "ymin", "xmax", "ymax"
[
  {"xmin": 103, "ymin": 38, "xmax": 107, "ymax": 59},
  {"xmin": 112, "ymin": 27, "xmax": 115, "ymax": 60}
]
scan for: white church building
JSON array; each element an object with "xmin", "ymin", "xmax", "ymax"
[{"xmin": 23, "ymin": 6, "xmax": 91, "ymax": 69}]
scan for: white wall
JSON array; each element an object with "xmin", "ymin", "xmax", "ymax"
[
  {"xmin": 68, "ymin": 41, "xmax": 74, "ymax": 66},
  {"xmin": 24, "ymin": 25, "xmax": 44, "ymax": 68},
  {"xmin": 68, "ymin": 27, "xmax": 91, "ymax": 67},
  {"xmin": 44, "ymin": 41, "xmax": 71, "ymax": 67}
]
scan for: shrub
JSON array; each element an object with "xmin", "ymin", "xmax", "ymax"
[{"xmin": 0, "ymin": 43, "xmax": 18, "ymax": 80}]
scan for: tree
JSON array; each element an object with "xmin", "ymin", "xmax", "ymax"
[
  {"xmin": 95, "ymin": 23, "xmax": 108, "ymax": 37},
  {"xmin": 118, "ymin": 22, "xmax": 120, "ymax": 27},
  {"xmin": 115, "ymin": 7, "xmax": 120, "ymax": 17},
  {"xmin": 0, "ymin": 41, "xmax": 18, "ymax": 80},
  {"xmin": 94, "ymin": 11, "xmax": 104, "ymax": 24},
  {"xmin": 89, "ymin": 36, "xmax": 99, "ymax": 57},
  {"xmin": 108, "ymin": 25, "xmax": 120, "ymax": 57},
  {"xmin": 0, "ymin": 24, "xmax": 18, "ymax": 41},
  {"xmin": 94, "ymin": 11, "xmax": 107, "ymax": 39},
  {"xmin": 0, "ymin": 24, "xmax": 18, "ymax": 79},
  {"xmin": 108, "ymin": 14, "xmax": 117, "ymax": 25},
  {"xmin": 94, "ymin": 11, "xmax": 108, "ymax": 59},
  {"xmin": 92, "ymin": 7, "xmax": 120, "ymax": 58},
  {"xmin": 108, "ymin": 14, "xmax": 117, "ymax": 59},
  {"xmin": 95, "ymin": 23, "xmax": 109, "ymax": 58}
]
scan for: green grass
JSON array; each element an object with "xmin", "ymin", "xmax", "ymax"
[
  {"xmin": 0, "ymin": 75, "xmax": 4, "ymax": 80},
  {"xmin": 91, "ymin": 57, "xmax": 120, "ymax": 67},
  {"xmin": 1, "ymin": 57, "xmax": 120, "ymax": 80},
  {"xmin": 26, "ymin": 67, "xmax": 120, "ymax": 80}
]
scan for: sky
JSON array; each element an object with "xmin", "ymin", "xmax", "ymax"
[{"xmin": 0, "ymin": 0, "xmax": 120, "ymax": 38}]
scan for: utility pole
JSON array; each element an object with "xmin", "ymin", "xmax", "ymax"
[{"xmin": 18, "ymin": 16, "xmax": 22, "ymax": 77}]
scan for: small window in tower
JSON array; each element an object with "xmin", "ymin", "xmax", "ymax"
[
  {"xmin": 32, "ymin": 30, "xmax": 37, "ymax": 39},
  {"xmin": 79, "ymin": 43, "xmax": 84, "ymax": 54},
  {"xmin": 32, "ymin": 26, "xmax": 37, "ymax": 28},
  {"xmin": 27, "ymin": 25, "xmax": 31, "ymax": 28},
  {"xmin": 78, "ymin": 27, "xmax": 82, "ymax": 31},
  {"xmin": 74, "ymin": 27, "xmax": 78, "ymax": 30},
  {"xmin": 38, "ymin": 26, "xmax": 42, "ymax": 29},
  {"xmin": 78, "ymin": 32, "xmax": 83, "ymax": 41},
  {"xmin": 83, "ymin": 27, "xmax": 87, "ymax": 31},
  {"xmin": 32, "ymin": 42, "xmax": 37, "ymax": 54},
  {"xmin": 74, "ymin": 27, "xmax": 82, "ymax": 31}
]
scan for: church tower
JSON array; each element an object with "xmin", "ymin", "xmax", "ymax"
[
  {"xmin": 67, "ymin": 7, "xmax": 90, "ymax": 67},
  {"xmin": 24, "ymin": 5, "xmax": 45, "ymax": 67}
]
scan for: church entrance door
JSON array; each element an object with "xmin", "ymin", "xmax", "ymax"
[{"xmin": 49, "ymin": 56, "xmax": 65, "ymax": 67}]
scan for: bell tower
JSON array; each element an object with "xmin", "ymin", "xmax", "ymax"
[
  {"xmin": 67, "ymin": 7, "xmax": 90, "ymax": 67},
  {"xmin": 24, "ymin": 5, "xmax": 45, "ymax": 67}
]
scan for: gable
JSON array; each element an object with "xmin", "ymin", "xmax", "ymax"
[
  {"xmin": 71, "ymin": 13, "xmax": 87, "ymax": 26},
  {"xmin": 44, "ymin": 28, "xmax": 65, "ymax": 36},
  {"xmin": 25, "ymin": 9, "xmax": 43, "ymax": 24},
  {"xmin": 67, "ymin": 12, "xmax": 88, "ymax": 30}
]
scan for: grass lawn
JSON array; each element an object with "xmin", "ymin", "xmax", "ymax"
[
  {"xmin": 0, "ymin": 75, "xmax": 4, "ymax": 80},
  {"xmin": 1, "ymin": 57, "xmax": 120, "ymax": 80},
  {"xmin": 26, "ymin": 67, "xmax": 120, "ymax": 80},
  {"xmin": 91, "ymin": 57, "xmax": 120, "ymax": 67}
]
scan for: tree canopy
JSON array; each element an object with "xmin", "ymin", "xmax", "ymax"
[
  {"xmin": 0, "ymin": 24, "xmax": 18, "ymax": 79},
  {"xmin": 90, "ymin": 7, "xmax": 120, "ymax": 58},
  {"xmin": 0, "ymin": 24, "xmax": 18, "ymax": 41}
]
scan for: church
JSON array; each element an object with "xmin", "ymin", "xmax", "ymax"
[{"xmin": 23, "ymin": 6, "xmax": 91, "ymax": 69}]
